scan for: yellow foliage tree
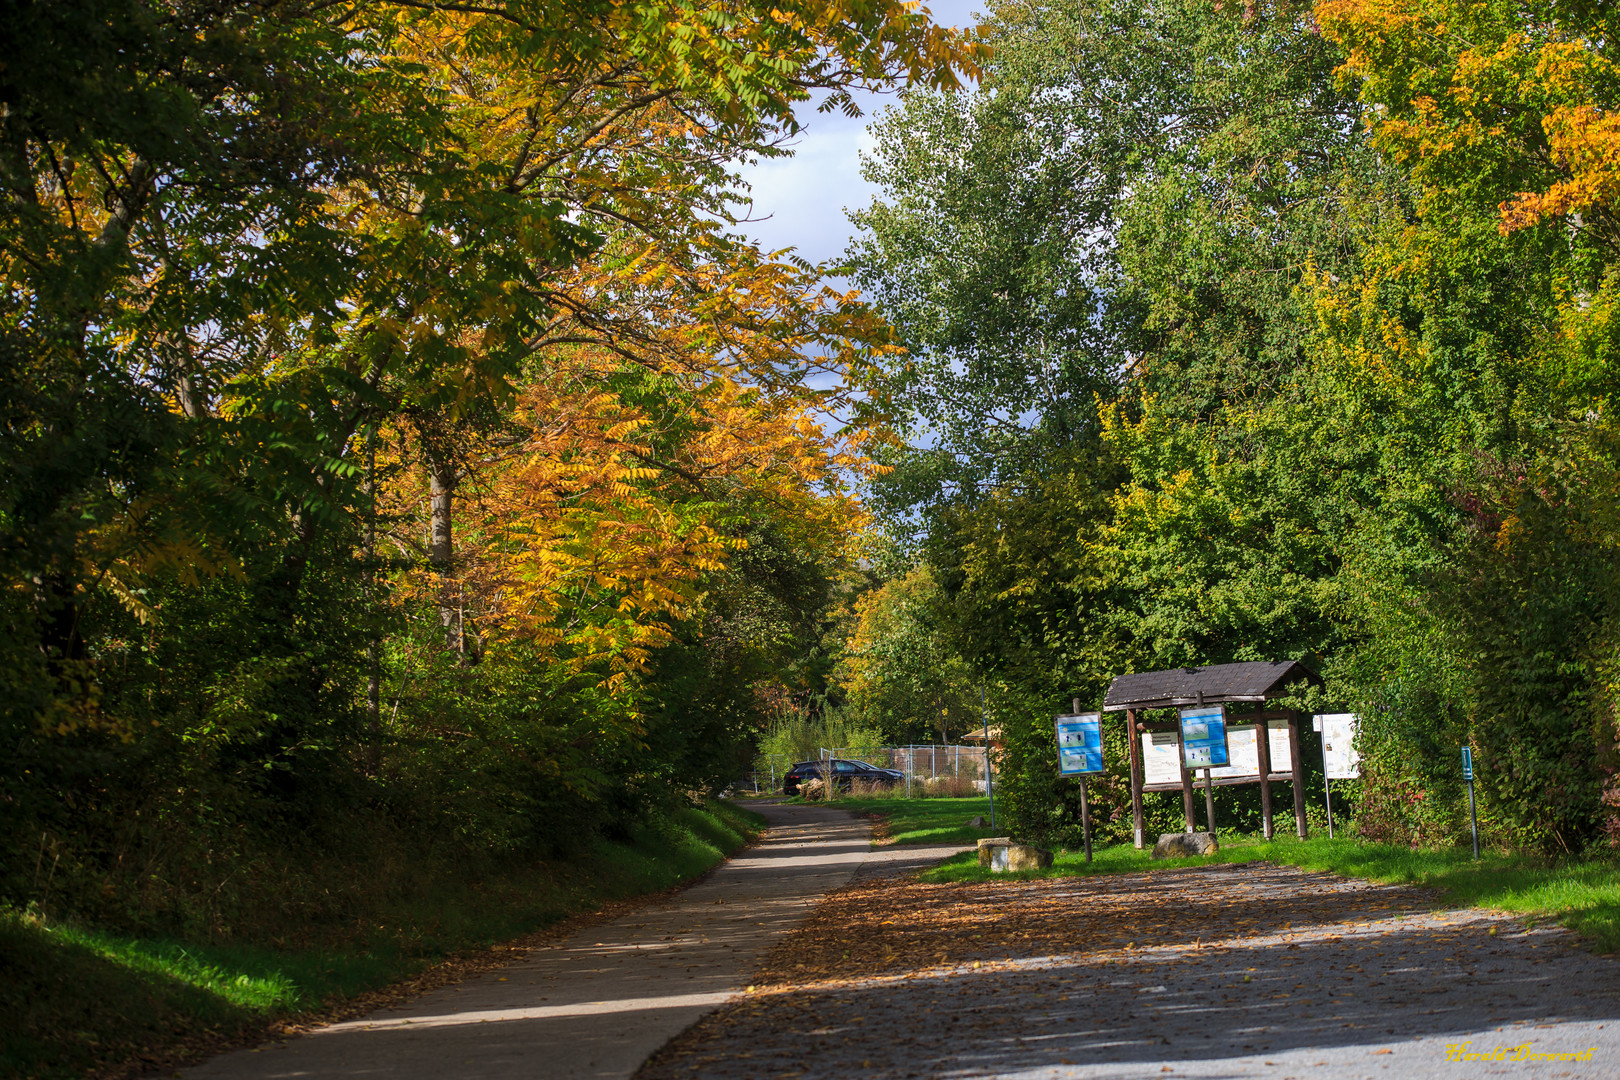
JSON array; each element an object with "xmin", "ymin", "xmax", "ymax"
[{"xmin": 1317, "ymin": 0, "xmax": 1619, "ymax": 241}]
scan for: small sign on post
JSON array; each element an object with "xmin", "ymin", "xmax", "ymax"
[
  {"xmin": 1313, "ymin": 713, "xmax": 1361, "ymax": 839},
  {"xmin": 1179, "ymin": 704, "xmax": 1229, "ymax": 834},
  {"xmin": 1055, "ymin": 704, "xmax": 1103, "ymax": 862},
  {"xmin": 1463, "ymin": 745, "xmax": 1479, "ymax": 860},
  {"xmin": 1055, "ymin": 712, "xmax": 1104, "ymax": 776}
]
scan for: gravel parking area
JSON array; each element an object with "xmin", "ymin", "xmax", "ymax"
[{"xmin": 637, "ymin": 861, "xmax": 1620, "ymax": 1080}]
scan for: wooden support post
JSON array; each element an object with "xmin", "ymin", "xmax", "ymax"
[
  {"xmin": 1079, "ymin": 777, "xmax": 1093, "ymax": 862},
  {"xmin": 1127, "ymin": 709, "xmax": 1145, "ymax": 849},
  {"xmin": 1289, "ymin": 711, "xmax": 1308, "ymax": 839},
  {"xmin": 1178, "ymin": 729, "xmax": 1197, "ymax": 833},
  {"xmin": 1255, "ymin": 720, "xmax": 1274, "ymax": 841},
  {"xmin": 1203, "ymin": 768, "xmax": 1217, "ymax": 835}
]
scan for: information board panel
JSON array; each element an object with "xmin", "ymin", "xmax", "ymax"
[
  {"xmin": 1054, "ymin": 713, "xmax": 1104, "ymax": 776},
  {"xmin": 1267, "ymin": 718, "xmax": 1292, "ymax": 771},
  {"xmin": 1208, "ymin": 726, "xmax": 1261, "ymax": 779},
  {"xmin": 1314, "ymin": 713, "xmax": 1360, "ymax": 779},
  {"xmin": 1142, "ymin": 731, "xmax": 1182, "ymax": 785},
  {"xmin": 1179, "ymin": 705, "xmax": 1230, "ymax": 768}
]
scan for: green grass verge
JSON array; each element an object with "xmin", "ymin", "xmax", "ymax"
[
  {"xmin": 0, "ymin": 800, "xmax": 764, "ymax": 1080},
  {"xmin": 916, "ymin": 830, "xmax": 1620, "ymax": 953},
  {"xmin": 815, "ymin": 794, "xmax": 997, "ymax": 847}
]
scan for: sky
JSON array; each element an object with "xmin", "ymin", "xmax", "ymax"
[{"xmin": 730, "ymin": 1, "xmax": 986, "ymax": 268}]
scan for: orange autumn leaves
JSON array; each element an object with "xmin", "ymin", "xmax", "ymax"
[
  {"xmin": 1316, "ymin": 0, "xmax": 1620, "ymax": 236},
  {"xmin": 441, "ymin": 232, "xmax": 895, "ymax": 681},
  {"xmin": 479, "ymin": 358, "xmax": 864, "ymax": 684},
  {"xmin": 382, "ymin": 340, "xmax": 871, "ymax": 685}
]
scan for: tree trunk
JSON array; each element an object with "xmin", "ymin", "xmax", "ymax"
[
  {"xmin": 364, "ymin": 430, "xmax": 381, "ymax": 772},
  {"xmin": 428, "ymin": 452, "xmax": 455, "ymax": 649},
  {"xmin": 34, "ymin": 572, "xmax": 86, "ymax": 668},
  {"xmin": 426, "ymin": 448, "xmax": 482, "ymax": 665}
]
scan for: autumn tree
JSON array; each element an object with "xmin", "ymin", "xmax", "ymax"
[{"xmin": 0, "ymin": 0, "xmax": 984, "ymax": 929}]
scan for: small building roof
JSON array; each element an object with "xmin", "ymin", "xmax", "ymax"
[{"xmin": 1102, "ymin": 661, "xmax": 1320, "ymax": 712}]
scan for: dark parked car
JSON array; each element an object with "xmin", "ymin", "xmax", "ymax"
[{"xmin": 783, "ymin": 758, "xmax": 903, "ymax": 795}]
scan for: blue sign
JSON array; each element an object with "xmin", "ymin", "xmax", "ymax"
[
  {"xmin": 1178, "ymin": 705, "xmax": 1231, "ymax": 769},
  {"xmin": 1462, "ymin": 745, "xmax": 1474, "ymax": 780},
  {"xmin": 1055, "ymin": 713, "xmax": 1104, "ymax": 775}
]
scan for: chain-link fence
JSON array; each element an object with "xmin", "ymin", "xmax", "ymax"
[{"xmin": 731, "ymin": 745, "xmax": 991, "ymax": 796}]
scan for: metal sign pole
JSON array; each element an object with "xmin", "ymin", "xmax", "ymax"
[
  {"xmin": 982, "ymin": 685, "xmax": 996, "ymax": 831},
  {"xmin": 1316, "ymin": 715, "xmax": 1334, "ymax": 839},
  {"xmin": 1464, "ymin": 746, "xmax": 1479, "ymax": 860}
]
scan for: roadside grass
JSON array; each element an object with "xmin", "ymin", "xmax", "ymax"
[
  {"xmin": 1, "ymin": 800, "xmax": 764, "ymax": 1080},
  {"xmin": 815, "ymin": 794, "xmax": 996, "ymax": 847},
  {"xmin": 917, "ymin": 830, "xmax": 1620, "ymax": 953}
]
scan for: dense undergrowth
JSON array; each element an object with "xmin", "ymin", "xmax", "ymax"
[{"xmin": 0, "ymin": 801, "xmax": 761, "ymax": 1080}]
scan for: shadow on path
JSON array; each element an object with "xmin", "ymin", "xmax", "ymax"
[{"xmin": 638, "ymin": 862, "xmax": 1620, "ymax": 1080}]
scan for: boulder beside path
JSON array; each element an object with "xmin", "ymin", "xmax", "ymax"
[
  {"xmin": 1152, "ymin": 831, "xmax": 1219, "ymax": 858},
  {"xmin": 977, "ymin": 837, "xmax": 1054, "ymax": 871}
]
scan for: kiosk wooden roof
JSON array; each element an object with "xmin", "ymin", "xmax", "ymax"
[{"xmin": 1103, "ymin": 660, "xmax": 1321, "ymax": 712}]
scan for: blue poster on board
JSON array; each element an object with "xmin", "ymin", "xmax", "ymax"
[
  {"xmin": 1178, "ymin": 704, "xmax": 1231, "ymax": 769},
  {"xmin": 1055, "ymin": 713, "xmax": 1104, "ymax": 775}
]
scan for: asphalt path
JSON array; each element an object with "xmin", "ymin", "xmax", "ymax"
[
  {"xmin": 637, "ymin": 861, "xmax": 1620, "ymax": 1080},
  {"xmin": 180, "ymin": 799, "xmax": 957, "ymax": 1080}
]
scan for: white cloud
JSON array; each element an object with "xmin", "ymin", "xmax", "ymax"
[
  {"xmin": 734, "ymin": 114, "xmax": 881, "ymax": 265},
  {"xmin": 729, "ymin": 1, "xmax": 985, "ymax": 268}
]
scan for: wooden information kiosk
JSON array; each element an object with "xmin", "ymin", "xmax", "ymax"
[{"xmin": 1102, "ymin": 661, "xmax": 1322, "ymax": 849}]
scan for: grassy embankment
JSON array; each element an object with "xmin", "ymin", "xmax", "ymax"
[
  {"xmin": 1, "ymin": 801, "xmax": 763, "ymax": 1080},
  {"xmin": 811, "ymin": 793, "xmax": 1003, "ymax": 847},
  {"xmin": 831, "ymin": 793, "xmax": 1620, "ymax": 953}
]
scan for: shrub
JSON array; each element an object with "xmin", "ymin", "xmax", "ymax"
[{"xmin": 923, "ymin": 775, "xmax": 978, "ymax": 798}]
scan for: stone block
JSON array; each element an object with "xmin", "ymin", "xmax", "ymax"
[
  {"xmin": 1001, "ymin": 844, "xmax": 1054, "ymax": 871},
  {"xmin": 1152, "ymin": 831, "xmax": 1219, "ymax": 859},
  {"xmin": 977, "ymin": 838, "xmax": 1053, "ymax": 871},
  {"xmin": 976, "ymin": 837, "xmax": 1012, "ymax": 867}
]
